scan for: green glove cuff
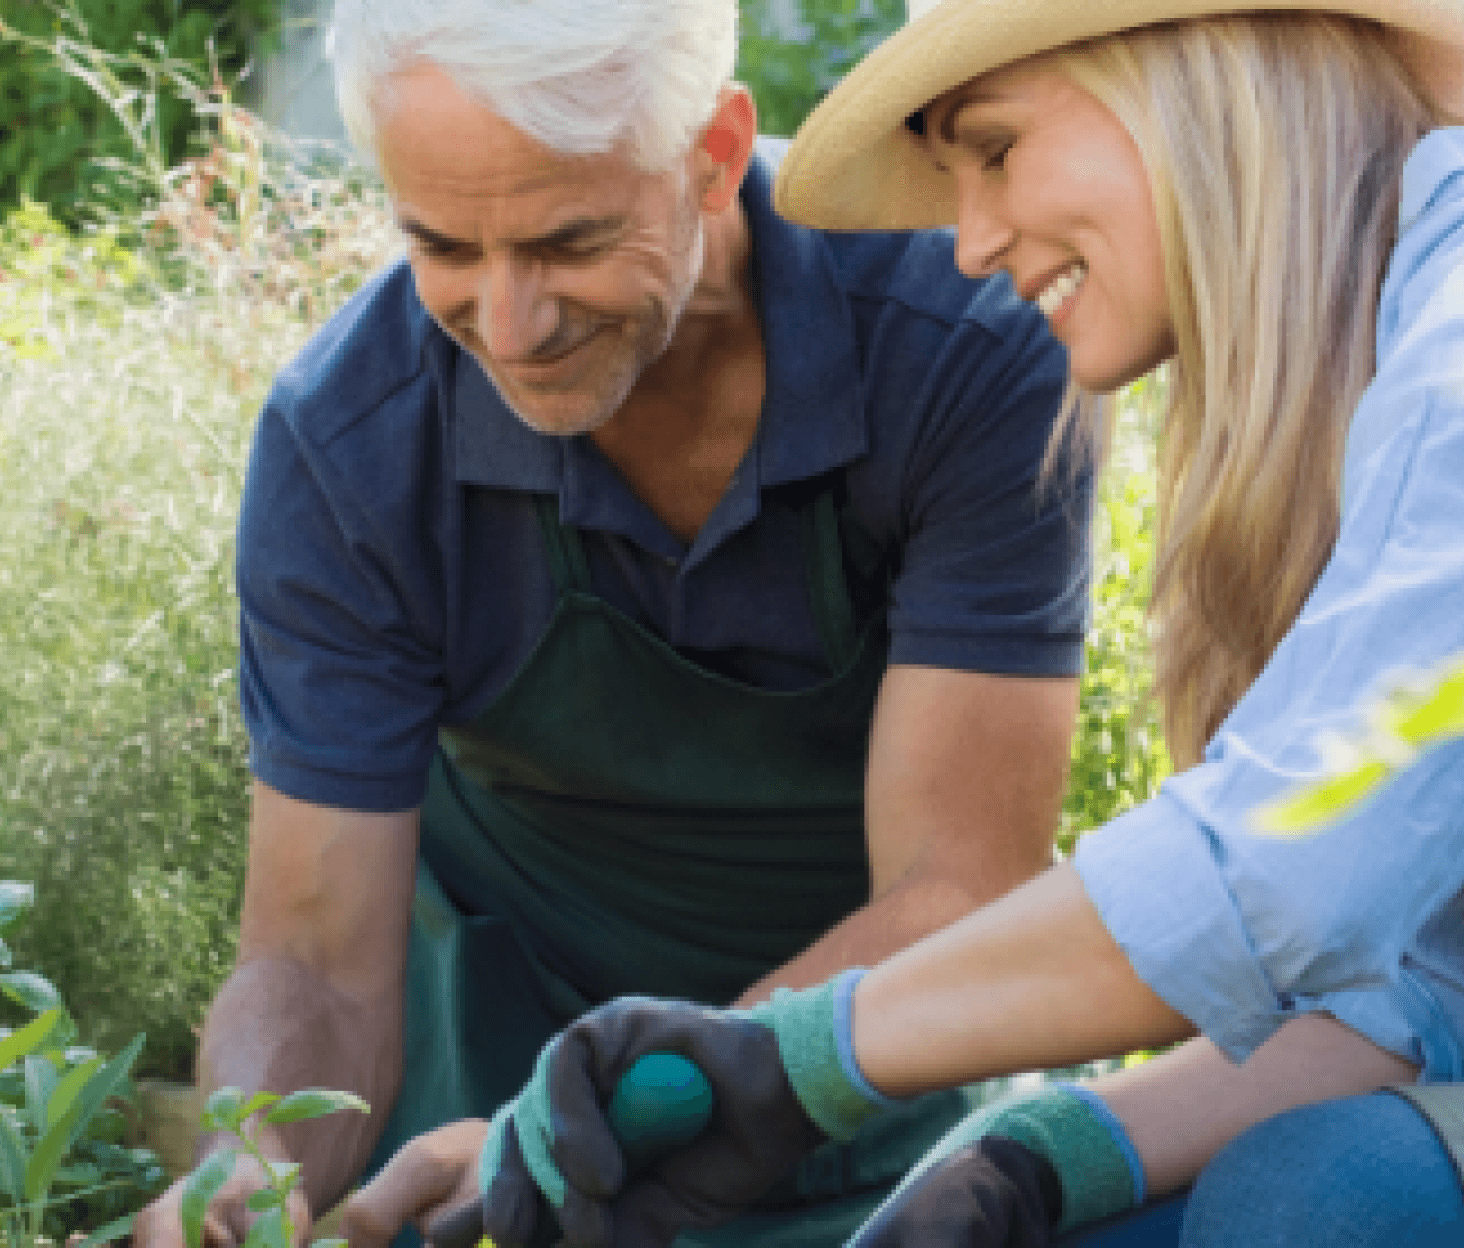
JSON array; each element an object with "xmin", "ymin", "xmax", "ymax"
[
  {"xmin": 741, "ymin": 970, "xmax": 891, "ymax": 1142},
  {"xmin": 899, "ymin": 1084, "xmax": 1142, "ymax": 1233},
  {"xmin": 480, "ymin": 1043, "xmax": 570, "ymax": 1210}
]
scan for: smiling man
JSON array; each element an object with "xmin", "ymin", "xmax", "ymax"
[{"xmin": 130, "ymin": 2, "xmax": 1088, "ymax": 1245}]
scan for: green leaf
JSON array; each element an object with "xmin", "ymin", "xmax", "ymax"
[
  {"xmin": 75, "ymin": 1209, "xmax": 139, "ymax": 1247},
  {"xmin": 181, "ymin": 1147, "xmax": 238, "ymax": 1248},
  {"xmin": 236, "ymin": 1089, "xmax": 282, "ymax": 1125},
  {"xmin": 0, "ymin": 882, "xmax": 34, "ymax": 930},
  {"xmin": 0, "ymin": 970, "xmax": 63, "ymax": 1015},
  {"xmin": 25, "ymin": 1101, "xmax": 72, "ymax": 1202},
  {"xmin": 47, "ymin": 1053, "xmax": 104, "ymax": 1127},
  {"xmin": 0, "ymin": 1109, "xmax": 29, "ymax": 1201},
  {"xmin": 310, "ymin": 1240, "xmax": 348, "ymax": 1248},
  {"xmin": 247, "ymin": 1185, "xmax": 284, "ymax": 1212},
  {"xmin": 24, "ymin": 1032, "xmax": 146, "ymax": 1202},
  {"xmin": 0, "ymin": 1009, "xmax": 61, "ymax": 1071},
  {"xmin": 267, "ymin": 1156, "xmax": 302, "ymax": 1184},
  {"xmin": 263, "ymin": 1088, "xmax": 369, "ymax": 1126},
  {"xmin": 242, "ymin": 1204, "xmax": 289, "ymax": 1248},
  {"xmin": 24, "ymin": 1053, "xmax": 58, "ymax": 1137},
  {"xmin": 202, "ymin": 1085, "xmax": 249, "ymax": 1132}
]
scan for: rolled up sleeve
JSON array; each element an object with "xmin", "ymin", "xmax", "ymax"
[{"xmin": 1076, "ymin": 129, "xmax": 1464, "ymax": 1079}]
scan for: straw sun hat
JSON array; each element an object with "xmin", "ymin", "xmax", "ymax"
[{"xmin": 774, "ymin": 0, "xmax": 1464, "ymax": 231}]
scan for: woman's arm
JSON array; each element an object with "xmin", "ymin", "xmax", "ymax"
[
  {"xmin": 1098, "ymin": 1015, "xmax": 1419, "ymax": 1197},
  {"xmin": 853, "ymin": 861, "xmax": 1194, "ymax": 1093}
]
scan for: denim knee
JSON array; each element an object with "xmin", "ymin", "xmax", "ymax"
[{"xmin": 1180, "ymin": 1091, "xmax": 1463, "ymax": 1248}]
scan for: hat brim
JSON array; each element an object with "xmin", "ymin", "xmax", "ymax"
[{"xmin": 773, "ymin": 0, "xmax": 1464, "ymax": 231}]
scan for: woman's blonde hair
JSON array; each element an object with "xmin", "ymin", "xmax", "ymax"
[{"xmin": 1052, "ymin": 14, "xmax": 1436, "ymax": 768}]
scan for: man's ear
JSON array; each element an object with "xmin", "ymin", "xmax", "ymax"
[{"xmin": 695, "ymin": 85, "xmax": 758, "ymax": 212}]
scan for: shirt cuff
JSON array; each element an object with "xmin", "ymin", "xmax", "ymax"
[{"xmin": 1072, "ymin": 791, "xmax": 1289, "ymax": 1062}]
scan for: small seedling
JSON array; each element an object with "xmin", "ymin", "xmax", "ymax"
[{"xmin": 180, "ymin": 1087, "xmax": 368, "ymax": 1248}]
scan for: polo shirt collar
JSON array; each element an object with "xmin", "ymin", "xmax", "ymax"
[{"xmin": 447, "ymin": 144, "xmax": 868, "ymax": 510}]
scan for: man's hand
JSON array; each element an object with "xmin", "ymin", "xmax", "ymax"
[
  {"xmin": 130, "ymin": 1147, "xmax": 312, "ymax": 1248},
  {"xmin": 340, "ymin": 1120, "xmax": 487, "ymax": 1248}
]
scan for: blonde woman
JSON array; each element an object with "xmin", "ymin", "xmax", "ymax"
[{"xmin": 342, "ymin": 3, "xmax": 1464, "ymax": 1247}]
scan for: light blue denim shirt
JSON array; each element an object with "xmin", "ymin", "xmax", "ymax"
[{"xmin": 1074, "ymin": 128, "xmax": 1464, "ymax": 1081}]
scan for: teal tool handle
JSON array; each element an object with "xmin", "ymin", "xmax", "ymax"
[{"xmin": 606, "ymin": 1052, "xmax": 715, "ymax": 1175}]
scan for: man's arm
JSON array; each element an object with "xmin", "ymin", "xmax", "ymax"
[
  {"xmin": 132, "ymin": 781, "xmax": 420, "ymax": 1245},
  {"xmin": 735, "ymin": 666, "xmax": 1077, "ymax": 1006}
]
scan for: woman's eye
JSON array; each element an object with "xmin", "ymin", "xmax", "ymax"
[{"xmin": 982, "ymin": 140, "xmax": 1014, "ymax": 171}]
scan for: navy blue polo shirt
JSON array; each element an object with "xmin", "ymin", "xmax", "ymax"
[{"xmin": 238, "ymin": 141, "xmax": 1088, "ymax": 814}]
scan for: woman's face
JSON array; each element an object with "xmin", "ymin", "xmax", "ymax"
[{"xmin": 926, "ymin": 58, "xmax": 1176, "ymax": 393}]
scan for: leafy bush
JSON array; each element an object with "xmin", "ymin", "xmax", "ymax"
[
  {"xmin": 0, "ymin": 79, "xmax": 394, "ymax": 1080},
  {"xmin": 0, "ymin": 0, "xmax": 282, "ymax": 223},
  {"xmin": 0, "ymin": 881, "xmax": 167, "ymax": 1245}
]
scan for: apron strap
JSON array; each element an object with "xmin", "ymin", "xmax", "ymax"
[
  {"xmin": 533, "ymin": 494, "xmax": 594, "ymax": 594},
  {"xmin": 803, "ymin": 485, "xmax": 861, "ymax": 673}
]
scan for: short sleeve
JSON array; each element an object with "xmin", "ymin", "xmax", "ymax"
[
  {"xmin": 237, "ymin": 388, "xmax": 448, "ymax": 813},
  {"xmin": 883, "ymin": 291, "xmax": 1091, "ymax": 677}
]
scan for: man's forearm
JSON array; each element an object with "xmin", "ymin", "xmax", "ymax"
[
  {"xmin": 198, "ymin": 953, "xmax": 403, "ymax": 1217},
  {"xmin": 732, "ymin": 866, "xmax": 1013, "ymax": 1008}
]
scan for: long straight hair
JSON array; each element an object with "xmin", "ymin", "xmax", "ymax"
[{"xmin": 1053, "ymin": 15, "xmax": 1436, "ymax": 768}]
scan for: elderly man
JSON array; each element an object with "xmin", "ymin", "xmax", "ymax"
[{"xmin": 132, "ymin": 0, "xmax": 1086, "ymax": 1244}]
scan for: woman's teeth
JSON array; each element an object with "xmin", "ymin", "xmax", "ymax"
[{"xmin": 1036, "ymin": 264, "xmax": 1087, "ymax": 317}]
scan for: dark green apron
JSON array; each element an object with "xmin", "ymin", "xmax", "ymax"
[{"xmin": 370, "ymin": 484, "xmax": 970, "ymax": 1246}]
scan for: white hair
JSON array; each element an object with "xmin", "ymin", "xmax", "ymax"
[{"xmin": 329, "ymin": 0, "xmax": 738, "ymax": 171}]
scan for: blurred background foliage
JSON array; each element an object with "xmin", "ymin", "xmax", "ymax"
[
  {"xmin": 0, "ymin": 0, "xmax": 1167, "ymax": 1082},
  {"xmin": 738, "ymin": 0, "xmax": 903, "ymax": 136},
  {"xmin": 0, "ymin": 0, "xmax": 903, "ymax": 223},
  {"xmin": 0, "ymin": 0, "xmax": 281, "ymax": 225}
]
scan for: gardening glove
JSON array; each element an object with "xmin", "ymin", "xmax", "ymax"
[
  {"xmin": 463, "ymin": 968, "xmax": 893, "ymax": 1247},
  {"xmin": 849, "ymin": 1084, "xmax": 1145, "ymax": 1247}
]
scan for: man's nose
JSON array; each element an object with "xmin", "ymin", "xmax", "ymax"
[{"xmin": 478, "ymin": 255, "xmax": 558, "ymax": 360}]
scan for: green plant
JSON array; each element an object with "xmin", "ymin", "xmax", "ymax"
[
  {"xmin": 1060, "ymin": 377, "xmax": 1171, "ymax": 853},
  {"xmin": 0, "ymin": 0, "xmax": 284, "ymax": 223},
  {"xmin": 0, "ymin": 881, "xmax": 168, "ymax": 1246},
  {"xmin": 737, "ymin": 0, "xmax": 904, "ymax": 137},
  {"xmin": 0, "ymin": 52, "xmax": 393, "ymax": 1079},
  {"xmin": 180, "ymin": 1087, "xmax": 367, "ymax": 1248}
]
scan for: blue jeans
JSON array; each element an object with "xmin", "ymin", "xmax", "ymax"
[{"xmin": 1055, "ymin": 1092, "xmax": 1463, "ymax": 1247}]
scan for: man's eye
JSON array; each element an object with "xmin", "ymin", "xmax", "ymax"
[
  {"xmin": 409, "ymin": 235, "xmax": 472, "ymax": 262},
  {"xmin": 547, "ymin": 239, "xmax": 614, "ymax": 263}
]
